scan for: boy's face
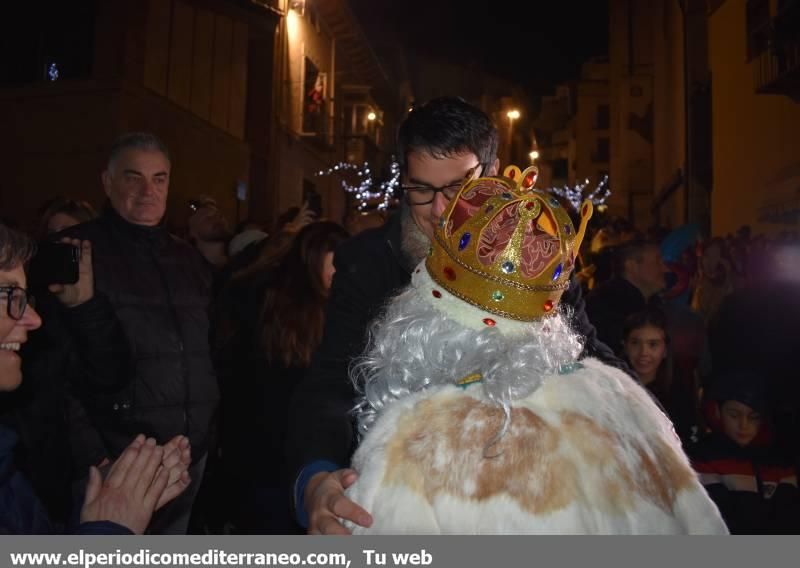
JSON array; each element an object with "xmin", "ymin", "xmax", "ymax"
[
  {"xmin": 404, "ymin": 151, "xmax": 495, "ymax": 240},
  {"xmin": 720, "ymin": 400, "xmax": 761, "ymax": 447}
]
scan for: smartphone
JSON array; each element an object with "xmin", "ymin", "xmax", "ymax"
[
  {"xmin": 307, "ymin": 192, "xmax": 322, "ymax": 217},
  {"xmin": 303, "ymin": 188, "xmax": 323, "ymax": 218},
  {"xmin": 29, "ymin": 242, "xmax": 80, "ymax": 286}
]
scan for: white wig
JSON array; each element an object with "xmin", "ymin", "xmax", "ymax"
[{"xmin": 351, "ymin": 283, "xmax": 584, "ymax": 443}]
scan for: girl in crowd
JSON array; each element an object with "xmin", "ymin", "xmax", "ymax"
[
  {"xmin": 622, "ymin": 308, "xmax": 700, "ymax": 444},
  {"xmin": 213, "ymin": 221, "xmax": 349, "ymax": 533}
]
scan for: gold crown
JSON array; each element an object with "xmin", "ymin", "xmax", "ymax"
[{"xmin": 426, "ymin": 165, "xmax": 593, "ymax": 322}]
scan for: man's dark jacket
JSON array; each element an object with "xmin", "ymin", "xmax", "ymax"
[
  {"xmin": 287, "ymin": 213, "xmax": 630, "ymax": 478},
  {"xmin": 53, "ymin": 207, "xmax": 219, "ymax": 467}
]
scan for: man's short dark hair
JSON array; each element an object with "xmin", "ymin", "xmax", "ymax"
[
  {"xmin": 397, "ymin": 97, "xmax": 498, "ymax": 171},
  {"xmin": 0, "ymin": 223, "xmax": 35, "ymax": 271},
  {"xmin": 613, "ymin": 240, "xmax": 660, "ymax": 277},
  {"xmin": 107, "ymin": 132, "xmax": 170, "ymax": 171}
]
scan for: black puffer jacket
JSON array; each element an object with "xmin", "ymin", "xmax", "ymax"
[{"xmin": 54, "ymin": 207, "xmax": 219, "ymax": 467}]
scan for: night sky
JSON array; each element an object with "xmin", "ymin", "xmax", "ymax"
[{"xmin": 351, "ymin": 0, "xmax": 609, "ymax": 93}]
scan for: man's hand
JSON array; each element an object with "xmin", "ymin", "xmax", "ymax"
[
  {"xmin": 80, "ymin": 435, "xmax": 171, "ymax": 534},
  {"xmin": 305, "ymin": 469, "xmax": 373, "ymax": 535},
  {"xmin": 156, "ymin": 435, "xmax": 192, "ymax": 510},
  {"xmin": 49, "ymin": 238, "xmax": 94, "ymax": 308}
]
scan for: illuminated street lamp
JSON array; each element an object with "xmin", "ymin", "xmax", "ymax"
[
  {"xmin": 529, "ymin": 150, "xmax": 540, "ymax": 161},
  {"xmin": 506, "ymin": 109, "xmax": 520, "ymax": 163},
  {"xmin": 367, "ymin": 111, "xmax": 377, "ymax": 121}
]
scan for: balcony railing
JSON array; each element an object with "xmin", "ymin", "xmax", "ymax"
[{"xmin": 300, "ymin": 101, "xmax": 335, "ymax": 149}]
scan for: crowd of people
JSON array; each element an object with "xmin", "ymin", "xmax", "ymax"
[
  {"xmin": 1, "ymin": 97, "xmax": 798, "ymax": 534},
  {"xmin": 578, "ymin": 212, "xmax": 800, "ymax": 533}
]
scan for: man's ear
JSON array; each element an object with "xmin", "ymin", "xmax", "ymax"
[
  {"xmin": 487, "ymin": 158, "xmax": 500, "ymax": 176},
  {"xmin": 101, "ymin": 170, "xmax": 112, "ymax": 198}
]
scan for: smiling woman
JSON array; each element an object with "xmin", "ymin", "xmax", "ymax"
[
  {"xmin": 0, "ymin": 224, "xmax": 42, "ymax": 392},
  {"xmin": 0, "ymin": 223, "xmax": 196, "ymax": 536}
]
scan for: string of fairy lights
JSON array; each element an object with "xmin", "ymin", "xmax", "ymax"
[
  {"xmin": 317, "ymin": 160, "xmax": 610, "ymax": 213},
  {"xmin": 316, "ymin": 160, "xmax": 400, "ymax": 212},
  {"xmin": 550, "ymin": 175, "xmax": 611, "ymax": 211}
]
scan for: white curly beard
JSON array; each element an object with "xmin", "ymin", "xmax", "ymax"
[{"xmin": 351, "ymin": 283, "xmax": 584, "ymax": 437}]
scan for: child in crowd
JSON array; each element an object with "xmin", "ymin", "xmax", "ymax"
[
  {"xmin": 622, "ymin": 308, "xmax": 700, "ymax": 444},
  {"xmin": 690, "ymin": 370, "xmax": 800, "ymax": 534}
]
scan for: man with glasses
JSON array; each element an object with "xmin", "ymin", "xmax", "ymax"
[
  {"xmin": 187, "ymin": 196, "xmax": 232, "ymax": 270},
  {"xmin": 288, "ymin": 97, "xmax": 627, "ymax": 534}
]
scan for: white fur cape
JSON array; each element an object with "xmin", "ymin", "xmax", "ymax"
[{"xmin": 345, "ymin": 358, "xmax": 727, "ymax": 534}]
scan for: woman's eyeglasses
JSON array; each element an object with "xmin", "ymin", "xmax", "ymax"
[{"xmin": 0, "ymin": 286, "xmax": 34, "ymax": 321}]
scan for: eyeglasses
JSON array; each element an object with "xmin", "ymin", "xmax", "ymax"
[
  {"xmin": 402, "ymin": 163, "xmax": 485, "ymax": 206},
  {"xmin": 0, "ymin": 286, "xmax": 34, "ymax": 321}
]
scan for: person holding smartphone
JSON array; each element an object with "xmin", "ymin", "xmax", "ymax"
[
  {"xmin": 15, "ymin": 230, "xmax": 133, "ymax": 525},
  {"xmin": 1, "ymin": 223, "xmax": 192, "ymax": 534}
]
